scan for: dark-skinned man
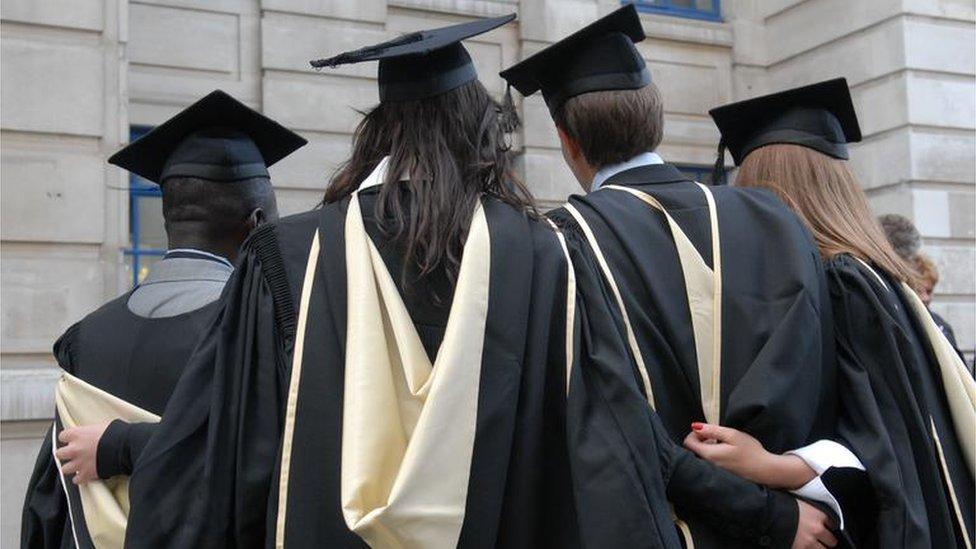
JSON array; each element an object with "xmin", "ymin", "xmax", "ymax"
[{"xmin": 21, "ymin": 90, "xmax": 306, "ymax": 549}]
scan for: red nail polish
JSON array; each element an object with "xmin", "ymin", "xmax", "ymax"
[{"xmin": 691, "ymin": 422, "xmax": 704, "ymax": 431}]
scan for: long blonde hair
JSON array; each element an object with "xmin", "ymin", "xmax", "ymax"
[{"xmin": 736, "ymin": 144, "xmax": 919, "ymax": 286}]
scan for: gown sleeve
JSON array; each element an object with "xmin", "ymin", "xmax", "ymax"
[
  {"xmin": 124, "ymin": 225, "xmax": 296, "ymax": 549},
  {"xmin": 20, "ymin": 323, "xmax": 80, "ymax": 549},
  {"xmin": 564, "ymin": 232, "xmax": 799, "ymax": 549},
  {"xmin": 95, "ymin": 420, "xmax": 157, "ymax": 479}
]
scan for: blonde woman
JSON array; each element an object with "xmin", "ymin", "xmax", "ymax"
[{"xmin": 692, "ymin": 78, "xmax": 974, "ymax": 548}]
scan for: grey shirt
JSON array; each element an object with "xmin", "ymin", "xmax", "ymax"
[{"xmin": 126, "ymin": 248, "xmax": 233, "ymax": 318}]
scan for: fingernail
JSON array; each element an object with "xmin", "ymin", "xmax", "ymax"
[{"xmin": 691, "ymin": 422, "xmax": 704, "ymax": 431}]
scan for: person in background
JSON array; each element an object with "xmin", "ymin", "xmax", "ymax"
[
  {"xmin": 878, "ymin": 213, "xmax": 921, "ymax": 261},
  {"xmin": 696, "ymin": 78, "xmax": 975, "ymax": 548},
  {"xmin": 21, "ymin": 90, "xmax": 305, "ymax": 549},
  {"xmin": 914, "ymin": 252, "xmax": 968, "ymax": 368}
]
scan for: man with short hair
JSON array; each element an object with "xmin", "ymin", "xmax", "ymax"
[
  {"xmin": 502, "ymin": 6, "xmax": 862, "ymax": 548},
  {"xmin": 21, "ymin": 90, "xmax": 305, "ymax": 548}
]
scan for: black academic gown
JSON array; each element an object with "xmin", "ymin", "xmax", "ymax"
[
  {"xmin": 21, "ymin": 292, "xmax": 220, "ymax": 549},
  {"xmin": 272, "ymin": 190, "xmax": 588, "ymax": 549},
  {"xmin": 549, "ymin": 163, "xmax": 838, "ymax": 548},
  {"xmin": 124, "ymin": 185, "xmax": 695, "ymax": 549},
  {"xmin": 827, "ymin": 254, "xmax": 975, "ymax": 548}
]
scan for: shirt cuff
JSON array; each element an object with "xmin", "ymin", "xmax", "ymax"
[{"xmin": 786, "ymin": 440, "xmax": 865, "ymax": 530}]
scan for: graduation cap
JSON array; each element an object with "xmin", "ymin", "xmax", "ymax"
[
  {"xmin": 708, "ymin": 78, "xmax": 862, "ymax": 181},
  {"xmin": 499, "ymin": 4, "xmax": 650, "ymax": 114},
  {"xmin": 108, "ymin": 90, "xmax": 307, "ymax": 185},
  {"xmin": 310, "ymin": 14, "xmax": 515, "ymax": 103}
]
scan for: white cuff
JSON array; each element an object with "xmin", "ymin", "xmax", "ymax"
[
  {"xmin": 786, "ymin": 440, "xmax": 865, "ymax": 530},
  {"xmin": 787, "ymin": 439, "xmax": 864, "ymax": 475}
]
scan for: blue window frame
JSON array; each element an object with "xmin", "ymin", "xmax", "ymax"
[
  {"xmin": 676, "ymin": 164, "xmax": 726, "ymax": 186},
  {"xmin": 123, "ymin": 126, "xmax": 165, "ymax": 287},
  {"xmin": 627, "ymin": 0, "xmax": 722, "ymax": 22}
]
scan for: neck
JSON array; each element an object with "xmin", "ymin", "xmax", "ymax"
[{"xmin": 572, "ymin": 162, "xmax": 599, "ymax": 192}]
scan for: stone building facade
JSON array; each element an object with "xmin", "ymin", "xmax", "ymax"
[{"xmin": 1, "ymin": 0, "xmax": 972, "ymax": 542}]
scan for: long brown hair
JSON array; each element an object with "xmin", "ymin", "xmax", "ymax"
[
  {"xmin": 736, "ymin": 144, "xmax": 919, "ymax": 286},
  {"xmin": 324, "ymin": 79, "xmax": 535, "ymax": 285}
]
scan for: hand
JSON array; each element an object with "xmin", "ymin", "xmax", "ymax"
[
  {"xmin": 682, "ymin": 422, "xmax": 775, "ymax": 484},
  {"xmin": 683, "ymin": 423, "xmax": 816, "ymax": 489},
  {"xmin": 792, "ymin": 500, "xmax": 837, "ymax": 548},
  {"xmin": 56, "ymin": 421, "xmax": 110, "ymax": 484}
]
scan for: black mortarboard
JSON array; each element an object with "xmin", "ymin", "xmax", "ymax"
[
  {"xmin": 310, "ymin": 14, "xmax": 515, "ymax": 102},
  {"xmin": 108, "ymin": 90, "xmax": 307, "ymax": 184},
  {"xmin": 499, "ymin": 4, "xmax": 649, "ymax": 114},
  {"xmin": 709, "ymin": 78, "xmax": 862, "ymax": 168}
]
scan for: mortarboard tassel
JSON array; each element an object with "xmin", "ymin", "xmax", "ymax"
[
  {"xmin": 500, "ymin": 83, "xmax": 521, "ymax": 134},
  {"xmin": 712, "ymin": 139, "xmax": 727, "ymax": 185}
]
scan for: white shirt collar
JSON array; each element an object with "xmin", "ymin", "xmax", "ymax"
[
  {"xmin": 166, "ymin": 248, "xmax": 234, "ymax": 268},
  {"xmin": 590, "ymin": 151, "xmax": 664, "ymax": 192},
  {"xmin": 358, "ymin": 156, "xmax": 394, "ymax": 190}
]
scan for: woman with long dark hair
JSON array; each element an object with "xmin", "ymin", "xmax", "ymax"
[
  {"xmin": 688, "ymin": 79, "xmax": 975, "ymax": 548},
  {"xmin": 321, "ymin": 64, "xmax": 535, "ymax": 358}
]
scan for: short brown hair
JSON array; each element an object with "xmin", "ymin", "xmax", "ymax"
[
  {"xmin": 554, "ymin": 83, "xmax": 664, "ymax": 168},
  {"xmin": 735, "ymin": 144, "xmax": 920, "ymax": 287}
]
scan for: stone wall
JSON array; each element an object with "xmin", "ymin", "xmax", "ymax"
[{"xmin": 1, "ymin": 1, "xmax": 973, "ymax": 544}]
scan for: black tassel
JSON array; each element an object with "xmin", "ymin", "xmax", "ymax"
[
  {"xmin": 500, "ymin": 83, "xmax": 521, "ymax": 134},
  {"xmin": 712, "ymin": 139, "xmax": 727, "ymax": 185}
]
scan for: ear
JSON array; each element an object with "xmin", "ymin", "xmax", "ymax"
[
  {"xmin": 556, "ymin": 126, "xmax": 583, "ymax": 162},
  {"xmin": 246, "ymin": 208, "xmax": 266, "ymax": 233}
]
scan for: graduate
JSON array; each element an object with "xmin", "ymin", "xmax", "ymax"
[
  {"xmin": 700, "ymin": 78, "xmax": 975, "ymax": 548},
  {"xmin": 501, "ymin": 6, "xmax": 863, "ymax": 548},
  {"xmin": 20, "ymin": 90, "xmax": 305, "ymax": 548}
]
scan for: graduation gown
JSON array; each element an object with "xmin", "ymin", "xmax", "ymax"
[
  {"xmin": 271, "ymin": 162, "xmax": 585, "ymax": 549},
  {"xmin": 124, "ymin": 157, "xmax": 694, "ymax": 548},
  {"xmin": 827, "ymin": 254, "xmax": 975, "ymax": 548},
  {"xmin": 21, "ymin": 291, "xmax": 220, "ymax": 549},
  {"xmin": 549, "ymin": 163, "xmax": 840, "ymax": 548}
]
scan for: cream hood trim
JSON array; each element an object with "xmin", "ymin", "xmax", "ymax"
[
  {"xmin": 54, "ymin": 373, "xmax": 159, "ymax": 548},
  {"xmin": 341, "ymin": 157, "xmax": 489, "ymax": 548}
]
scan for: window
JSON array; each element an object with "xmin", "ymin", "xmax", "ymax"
[
  {"xmin": 627, "ymin": 0, "xmax": 722, "ymax": 22},
  {"xmin": 124, "ymin": 126, "xmax": 166, "ymax": 287},
  {"xmin": 676, "ymin": 164, "xmax": 727, "ymax": 186}
]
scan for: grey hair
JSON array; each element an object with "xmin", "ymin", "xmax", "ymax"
[{"xmin": 877, "ymin": 213, "xmax": 920, "ymax": 261}]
